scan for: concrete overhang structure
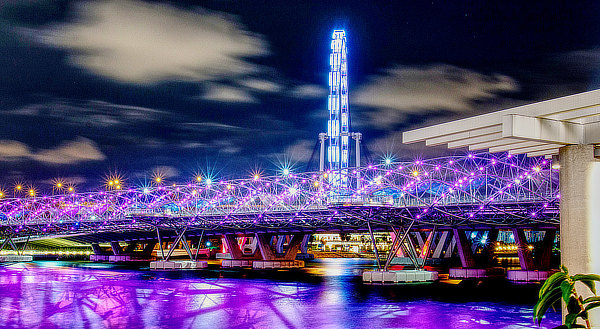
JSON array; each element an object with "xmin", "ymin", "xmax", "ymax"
[
  {"xmin": 403, "ymin": 89, "xmax": 600, "ymax": 326},
  {"xmin": 403, "ymin": 89, "xmax": 600, "ymax": 158}
]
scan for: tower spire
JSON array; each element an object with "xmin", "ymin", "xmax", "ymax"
[{"xmin": 327, "ymin": 30, "xmax": 350, "ymax": 188}]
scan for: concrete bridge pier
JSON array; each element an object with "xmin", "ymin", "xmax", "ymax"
[
  {"xmin": 221, "ymin": 233, "xmax": 305, "ymax": 269},
  {"xmin": 89, "ymin": 243, "xmax": 110, "ymax": 262},
  {"xmin": 448, "ymin": 229, "xmax": 490, "ymax": 279},
  {"xmin": 559, "ymin": 145, "xmax": 600, "ymax": 326},
  {"xmin": 296, "ymin": 234, "xmax": 314, "ymax": 260},
  {"xmin": 150, "ymin": 228, "xmax": 208, "ymax": 270},
  {"xmin": 507, "ymin": 228, "xmax": 557, "ymax": 282}
]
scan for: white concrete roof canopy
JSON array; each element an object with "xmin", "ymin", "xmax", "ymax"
[{"xmin": 403, "ymin": 89, "xmax": 600, "ymax": 158}]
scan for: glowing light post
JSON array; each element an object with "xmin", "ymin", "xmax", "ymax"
[{"xmin": 321, "ymin": 29, "xmax": 362, "ymax": 193}]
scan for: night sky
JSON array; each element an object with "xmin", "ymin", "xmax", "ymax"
[{"xmin": 0, "ymin": 0, "xmax": 599, "ymax": 193}]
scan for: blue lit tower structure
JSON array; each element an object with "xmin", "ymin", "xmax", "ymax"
[{"xmin": 319, "ymin": 30, "xmax": 362, "ymax": 191}]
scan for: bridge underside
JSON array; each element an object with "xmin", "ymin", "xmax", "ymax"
[{"xmin": 6, "ymin": 201, "xmax": 558, "ymax": 246}]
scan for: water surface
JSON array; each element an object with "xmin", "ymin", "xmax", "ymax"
[{"xmin": 0, "ymin": 259, "xmax": 560, "ymax": 328}]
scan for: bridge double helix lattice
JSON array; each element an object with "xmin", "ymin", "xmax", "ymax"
[{"xmin": 0, "ymin": 153, "xmax": 559, "ymax": 240}]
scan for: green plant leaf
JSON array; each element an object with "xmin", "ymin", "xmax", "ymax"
[
  {"xmin": 534, "ymin": 287, "xmax": 562, "ymax": 325},
  {"xmin": 585, "ymin": 301, "xmax": 600, "ymax": 313},
  {"xmin": 539, "ymin": 272, "xmax": 568, "ymax": 298},
  {"xmin": 572, "ymin": 274, "xmax": 600, "ymax": 294},
  {"xmin": 583, "ymin": 296, "xmax": 600, "ymax": 304},
  {"xmin": 565, "ymin": 313, "xmax": 579, "ymax": 328},
  {"xmin": 561, "ymin": 280, "xmax": 575, "ymax": 304}
]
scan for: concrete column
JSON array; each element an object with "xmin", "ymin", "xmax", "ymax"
[
  {"xmin": 415, "ymin": 232, "xmax": 426, "ymax": 249},
  {"xmin": 300, "ymin": 234, "xmax": 311, "ymax": 253},
  {"xmin": 91, "ymin": 243, "xmax": 104, "ymax": 255},
  {"xmin": 110, "ymin": 242, "xmax": 122, "ymax": 255},
  {"xmin": 537, "ymin": 230, "xmax": 556, "ymax": 269},
  {"xmin": 432, "ymin": 231, "xmax": 449, "ymax": 259},
  {"xmin": 283, "ymin": 234, "xmax": 306, "ymax": 260},
  {"xmin": 512, "ymin": 228, "xmax": 534, "ymax": 270},
  {"xmin": 221, "ymin": 238, "xmax": 228, "ymax": 253},
  {"xmin": 420, "ymin": 230, "xmax": 435, "ymax": 258},
  {"xmin": 275, "ymin": 235, "xmax": 286, "ymax": 254},
  {"xmin": 560, "ymin": 145, "xmax": 600, "ymax": 326},
  {"xmin": 444, "ymin": 237, "xmax": 456, "ymax": 258},
  {"xmin": 255, "ymin": 233, "xmax": 276, "ymax": 260},
  {"xmin": 453, "ymin": 229, "xmax": 476, "ymax": 268},
  {"xmin": 223, "ymin": 234, "xmax": 243, "ymax": 259}
]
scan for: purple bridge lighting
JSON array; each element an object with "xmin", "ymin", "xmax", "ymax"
[{"xmin": 0, "ymin": 152, "xmax": 559, "ymax": 244}]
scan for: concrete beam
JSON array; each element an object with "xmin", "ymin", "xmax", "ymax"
[
  {"xmin": 502, "ymin": 114, "xmax": 584, "ymax": 145},
  {"xmin": 424, "ymin": 126, "xmax": 501, "ymax": 146},
  {"xmin": 509, "ymin": 143, "xmax": 563, "ymax": 155},
  {"xmin": 447, "ymin": 132, "xmax": 503, "ymax": 149},
  {"xmin": 403, "ymin": 89, "xmax": 600, "ymax": 144}
]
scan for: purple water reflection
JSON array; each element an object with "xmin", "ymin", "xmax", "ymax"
[{"xmin": 0, "ymin": 259, "xmax": 560, "ymax": 328}]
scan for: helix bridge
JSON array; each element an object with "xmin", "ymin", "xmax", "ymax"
[{"xmin": 0, "ymin": 152, "xmax": 559, "ymax": 242}]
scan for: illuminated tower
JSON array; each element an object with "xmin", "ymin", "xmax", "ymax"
[{"xmin": 319, "ymin": 29, "xmax": 361, "ymax": 190}]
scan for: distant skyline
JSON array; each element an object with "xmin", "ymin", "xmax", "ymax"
[{"xmin": 0, "ymin": 0, "xmax": 599, "ymax": 192}]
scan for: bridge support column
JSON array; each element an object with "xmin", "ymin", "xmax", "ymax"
[
  {"xmin": 223, "ymin": 234, "xmax": 244, "ymax": 259},
  {"xmin": 275, "ymin": 235, "xmax": 286, "ymax": 254},
  {"xmin": 255, "ymin": 233, "xmax": 276, "ymax": 260},
  {"xmin": 512, "ymin": 228, "xmax": 534, "ymax": 270},
  {"xmin": 453, "ymin": 229, "xmax": 476, "ymax": 268},
  {"xmin": 91, "ymin": 243, "xmax": 104, "ymax": 255},
  {"xmin": 444, "ymin": 237, "xmax": 456, "ymax": 258},
  {"xmin": 537, "ymin": 230, "xmax": 556, "ymax": 269},
  {"xmin": 415, "ymin": 232, "xmax": 426, "ymax": 250},
  {"xmin": 559, "ymin": 145, "xmax": 600, "ymax": 326},
  {"xmin": 300, "ymin": 234, "xmax": 310, "ymax": 253},
  {"xmin": 420, "ymin": 229, "xmax": 436, "ymax": 259},
  {"xmin": 110, "ymin": 242, "xmax": 123, "ymax": 255},
  {"xmin": 432, "ymin": 231, "xmax": 449, "ymax": 259}
]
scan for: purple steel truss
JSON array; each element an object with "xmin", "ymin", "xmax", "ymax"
[{"xmin": 0, "ymin": 153, "xmax": 559, "ymax": 241}]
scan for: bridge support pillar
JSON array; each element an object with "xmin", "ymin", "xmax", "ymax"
[
  {"xmin": 110, "ymin": 242, "xmax": 123, "ymax": 255},
  {"xmin": 255, "ymin": 233, "xmax": 276, "ymax": 260},
  {"xmin": 300, "ymin": 234, "xmax": 311, "ymax": 254},
  {"xmin": 432, "ymin": 231, "xmax": 449, "ymax": 259},
  {"xmin": 444, "ymin": 237, "xmax": 456, "ymax": 258},
  {"xmin": 559, "ymin": 144, "xmax": 600, "ymax": 326},
  {"xmin": 91, "ymin": 243, "xmax": 104, "ymax": 255},
  {"xmin": 453, "ymin": 229, "xmax": 476, "ymax": 268},
  {"xmin": 223, "ymin": 234, "xmax": 244, "ymax": 259},
  {"xmin": 512, "ymin": 228, "xmax": 534, "ymax": 270},
  {"xmin": 275, "ymin": 235, "xmax": 286, "ymax": 254},
  {"xmin": 419, "ymin": 229, "xmax": 436, "ymax": 259},
  {"xmin": 537, "ymin": 230, "xmax": 556, "ymax": 269}
]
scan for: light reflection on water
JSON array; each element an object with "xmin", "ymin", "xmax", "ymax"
[{"xmin": 0, "ymin": 259, "xmax": 560, "ymax": 328}]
